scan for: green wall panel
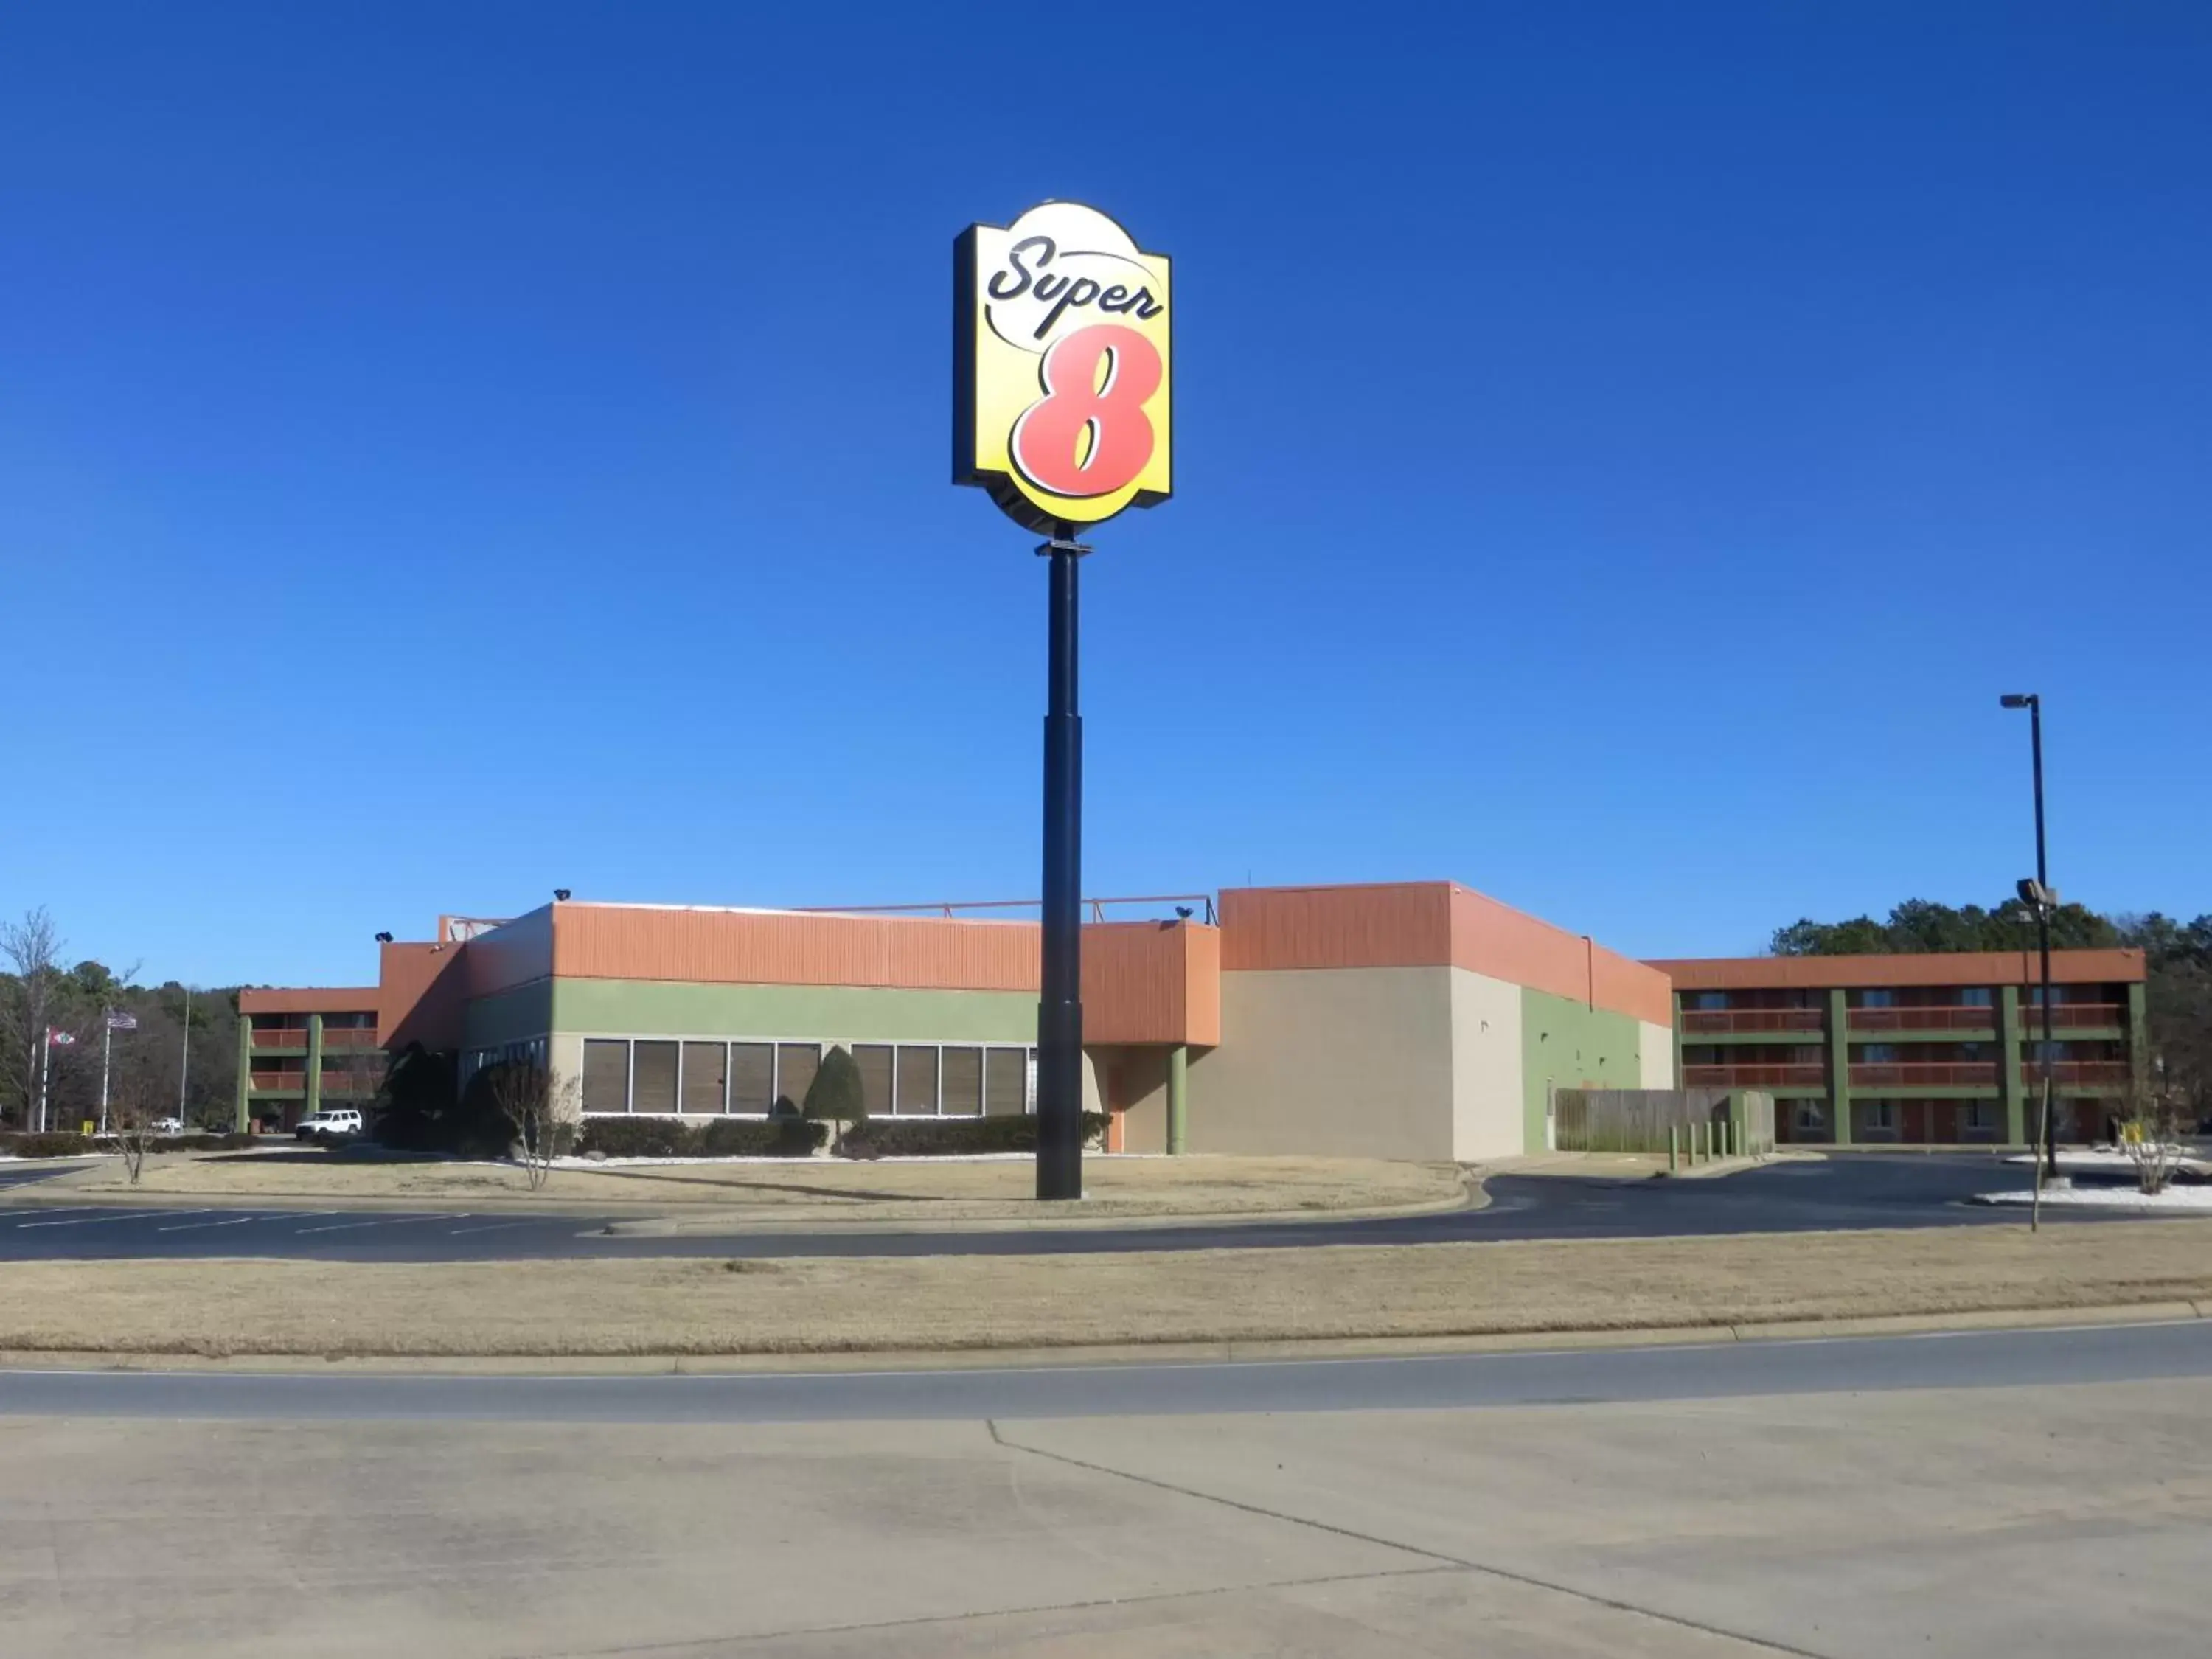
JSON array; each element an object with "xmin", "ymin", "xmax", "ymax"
[
  {"xmin": 1519, "ymin": 989, "xmax": 1644, "ymax": 1154},
  {"xmin": 549, "ymin": 978, "xmax": 1038, "ymax": 1044},
  {"xmin": 463, "ymin": 981, "xmax": 556, "ymax": 1050}
]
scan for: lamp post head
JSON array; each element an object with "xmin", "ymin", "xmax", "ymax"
[
  {"xmin": 373, "ymin": 931, "xmax": 394, "ymax": 944},
  {"xmin": 2000, "ymin": 693, "xmax": 2037, "ymax": 709}
]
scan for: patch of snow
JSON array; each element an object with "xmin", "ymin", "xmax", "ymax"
[
  {"xmin": 1975, "ymin": 1185, "xmax": 2212, "ymax": 1211},
  {"xmin": 2003, "ymin": 1147, "xmax": 2199, "ymax": 1169}
]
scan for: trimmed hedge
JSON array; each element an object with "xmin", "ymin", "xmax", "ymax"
[
  {"xmin": 0, "ymin": 1130, "xmax": 258, "ymax": 1158},
  {"xmin": 575, "ymin": 1117, "xmax": 829, "ymax": 1158},
  {"xmin": 836, "ymin": 1112, "xmax": 1108, "ymax": 1159},
  {"xmin": 0, "ymin": 1132, "xmax": 97, "ymax": 1158}
]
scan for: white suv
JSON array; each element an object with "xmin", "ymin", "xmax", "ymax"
[{"xmin": 295, "ymin": 1108, "xmax": 365, "ymax": 1142}]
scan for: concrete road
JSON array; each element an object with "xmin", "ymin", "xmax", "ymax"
[
  {"xmin": 1, "ymin": 1324, "xmax": 2205, "ymax": 1657},
  {"xmin": 0, "ymin": 1154, "xmax": 2131, "ymax": 1261}
]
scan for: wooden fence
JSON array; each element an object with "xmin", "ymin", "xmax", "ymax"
[{"xmin": 1554, "ymin": 1088, "xmax": 1775, "ymax": 1157}]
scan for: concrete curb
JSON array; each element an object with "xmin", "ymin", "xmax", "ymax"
[
  {"xmin": 1, "ymin": 1298, "xmax": 2200, "ymax": 1379},
  {"xmin": 597, "ymin": 1177, "xmax": 1486, "ymax": 1237}
]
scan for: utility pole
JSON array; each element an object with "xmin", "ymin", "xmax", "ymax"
[
  {"xmin": 178, "ymin": 987, "xmax": 192, "ymax": 1126},
  {"xmin": 2002, "ymin": 692, "xmax": 2059, "ymax": 1222}
]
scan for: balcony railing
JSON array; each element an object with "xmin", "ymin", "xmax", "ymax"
[
  {"xmin": 247, "ymin": 1071, "xmax": 305, "ymax": 1091},
  {"xmin": 1681, "ymin": 1063, "xmax": 1827, "ymax": 1088},
  {"xmin": 1682, "ymin": 1008, "xmax": 1825, "ymax": 1035},
  {"xmin": 320, "ymin": 1027, "xmax": 382, "ymax": 1051},
  {"xmin": 1850, "ymin": 1062, "xmax": 1999, "ymax": 1088},
  {"xmin": 2020, "ymin": 1060, "xmax": 2130, "ymax": 1086},
  {"xmin": 249, "ymin": 1027, "xmax": 307, "ymax": 1049},
  {"xmin": 2024, "ymin": 1004, "xmax": 2124, "ymax": 1030},
  {"xmin": 1848, "ymin": 1006, "xmax": 1997, "ymax": 1033}
]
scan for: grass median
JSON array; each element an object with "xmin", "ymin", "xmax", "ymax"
[
  {"xmin": 3, "ymin": 1221, "xmax": 2208, "ymax": 1360},
  {"xmin": 44, "ymin": 1152, "xmax": 1466, "ymax": 1221}
]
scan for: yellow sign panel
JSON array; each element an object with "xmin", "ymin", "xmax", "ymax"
[{"xmin": 953, "ymin": 202, "xmax": 1172, "ymax": 534}]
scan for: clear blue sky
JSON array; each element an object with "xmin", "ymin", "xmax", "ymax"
[{"xmin": 3, "ymin": 1, "xmax": 2205, "ymax": 988}]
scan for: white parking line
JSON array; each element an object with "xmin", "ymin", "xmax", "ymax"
[
  {"xmin": 18, "ymin": 1208, "xmax": 215, "ymax": 1228},
  {"xmin": 292, "ymin": 1215, "xmax": 445, "ymax": 1234},
  {"xmin": 156, "ymin": 1212, "xmax": 336, "ymax": 1239}
]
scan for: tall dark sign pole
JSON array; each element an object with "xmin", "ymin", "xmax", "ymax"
[
  {"xmin": 1036, "ymin": 529, "xmax": 1088, "ymax": 1199},
  {"xmin": 953, "ymin": 201, "xmax": 1173, "ymax": 1203}
]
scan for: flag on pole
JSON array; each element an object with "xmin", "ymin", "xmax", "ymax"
[
  {"xmin": 46, "ymin": 1029, "xmax": 77, "ymax": 1047},
  {"xmin": 105, "ymin": 1012, "xmax": 138, "ymax": 1032}
]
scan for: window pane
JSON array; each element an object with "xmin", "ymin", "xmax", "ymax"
[
  {"xmin": 984, "ymin": 1048, "xmax": 1026, "ymax": 1117},
  {"xmin": 853, "ymin": 1044, "xmax": 893, "ymax": 1115},
  {"xmin": 633, "ymin": 1040, "xmax": 678, "ymax": 1114},
  {"xmin": 895, "ymin": 1046, "xmax": 938, "ymax": 1115},
  {"xmin": 730, "ymin": 1043, "xmax": 773, "ymax": 1113},
  {"xmin": 942, "ymin": 1047, "xmax": 982, "ymax": 1116},
  {"xmin": 681, "ymin": 1042, "xmax": 727, "ymax": 1114},
  {"xmin": 776, "ymin": 1043, "xmax": 818, "ymax": 1113},
  {"xmin": 582, "ymin": 1040, "xmax": 629, "ymax": 1114}
]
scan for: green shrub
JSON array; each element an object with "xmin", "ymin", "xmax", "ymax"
[
  {"xmin": 803, "ymin": 1046, "xmax": 867, "ymax": 1144},
  {"xmin": 577, "ymin": 1117, "xmax": 694, "ymax": 1157},
  {"xmin": 0, "ymin": 1132, "xmax": 97, "ymax": 1158},
  {"xmin": 698, "ymin": 1117, "xmax": 828, "ymax": 1158},
  {"xmin": 836, "ymin": 1113, "xmax": 1107, "ymax": 1158},
  {"xmin": 575, "ymin": 1116, "xmax": 829, "ymax": 1158}
]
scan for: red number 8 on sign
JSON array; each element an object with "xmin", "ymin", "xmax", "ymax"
[{"xmin": 1009, "ymin": 324, "xmax": 1164, "ymax": 500}]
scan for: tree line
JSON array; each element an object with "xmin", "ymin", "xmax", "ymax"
[
  {"xmin": 1, "ymin": 908, "xmax": 243, "ymax": 1132},
  {"xmin": 1770, "ymin": 897, "xmax": 2212, "ymax": 1119}
]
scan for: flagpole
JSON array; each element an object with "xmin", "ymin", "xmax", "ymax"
[
  {"xmin": 101, "ymin": 1017, "xmax": 112, "ymax": 1136},
  {"xmin": 38, "ymin": 1029, "xmax": 49, "ymax": 1135}
]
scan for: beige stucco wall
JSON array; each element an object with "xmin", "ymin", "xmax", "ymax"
[
  {"xmin": 1638, "ymin": 1020, "xmax": 1675, "ymax": 1089},
  {"xmin": 1100, "ymin": 1045, "xmax": 1174, "ymax": 1154},
  {"xmin": 1449, "ymin": 968, "xmax": 1526, "ymax": 1158},
  {"xmin": 1193, "ymin": 967, "xmax": 1456, "ymax": 1160},
  {"xmin": 543, "ymin": 1032, "xmax": 586, "ymax": 1126}
]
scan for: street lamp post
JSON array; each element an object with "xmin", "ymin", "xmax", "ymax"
[{"xmin": 2000, "ymin": 693, "xmax": 2059, "ymax": 1187}]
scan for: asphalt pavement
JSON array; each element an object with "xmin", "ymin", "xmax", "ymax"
[
  {"xmin": 0, "ymin": 1316, "xmax": 2205, "ymax": 1422},
  {"xmin": 0, "ymin": 1152, "xmax": 2129, "ymax": 1260}
]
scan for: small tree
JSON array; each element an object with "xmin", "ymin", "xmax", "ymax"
[
  {"xmin": 483, "ymin": 1060, "xmax": 577, "ymax": 1191},
  {"xmin": 2119, "ymin": 1061, "xmax": 2194, "ymax": 1196},
  {"xmin": 803, "ymin": 1045, "xmax": 866, "ymax": 1148}
]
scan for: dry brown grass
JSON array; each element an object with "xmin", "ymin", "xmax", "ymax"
[
  {"xmin": 4, "ymin": 1221, "xmax": 2208, "ymax": 1358},
  {"xmin": 47, "ymin": 1153, "xmax": 1463, "ymax": 1220}
]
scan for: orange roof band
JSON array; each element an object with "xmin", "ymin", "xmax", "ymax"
[
  {"xmin": 1219, "ymin": 883, "xmax": 1674, "ymax": 1027},
  {"xmin": 237, "ymin": 986, "xmax": 380, "ymax": 1015},
  {"xmin": 1648, "ymin": 950, "xmax": 2147, "ymax": 991}
]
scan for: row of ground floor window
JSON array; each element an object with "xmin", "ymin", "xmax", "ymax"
[
  {"xmin": 572, "ymin": 1037, "xmax": 1039, "ymax": 1119},
  {"xmin": 1779, "ymin": 1095, "xmax": 2126, "ymax": 1146}
]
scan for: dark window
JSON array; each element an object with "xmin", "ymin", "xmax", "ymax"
[
  {"xmin": 582, "ymin": 1040, "xmax": 628, "ymax": 1113},
  {"xmin": 729, "ymin": 1043, "xmax": 773, "ymax": 1113},
  {"xmin": 1958, "ymin": 988, "xmax": 1993, "ymax": 1007},
  {"xmin": 853, "ymin": 1045, "xmax": 894, "ymax": 1115},
  {"xmin": 942, "ymin": 1047, "xmax": 982, "ymax": 1116},
  {"xmin": 776, "ymin": 1043, "xmax": 818, "ymax": 1111},
  {"xmin": 984, "ymin": 1048, "xmax": 1027, "ymax": 1116},
  {"xmin": 681, "ymin": 1042, "xmax": 726, "ymax": 1114},
  {"xmin": 633, "ymin": 1041, "xmax": 678, "ymax": 1114},
  {"xmin": 1691, "ymin": 992, "xmax": 1726, "ymax": 1010},
  {"xmin": 894, "ymin": 1046, "xmax": 938, "ymax": 1115}
]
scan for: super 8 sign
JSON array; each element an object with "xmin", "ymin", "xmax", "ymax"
[{"xmin": 953, "ymin": 202, "xmax": 1172, "ymax": 534}]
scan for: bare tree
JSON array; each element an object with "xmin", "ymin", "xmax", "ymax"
[
  {"xmin": 2118, "ymin": 1061, "xmax": 2194, "ymax": 1196},
  {"xmin": 0, "ymin": 908, "xmax": 68, "ymax": 1130},
  {"xmin": 485, "ymin": 1061, "xmax": 577, "ymax": 1192},
  {"xmin": 107, "ymin": 1034, "xmax": 173, "ymax": 1186}
]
